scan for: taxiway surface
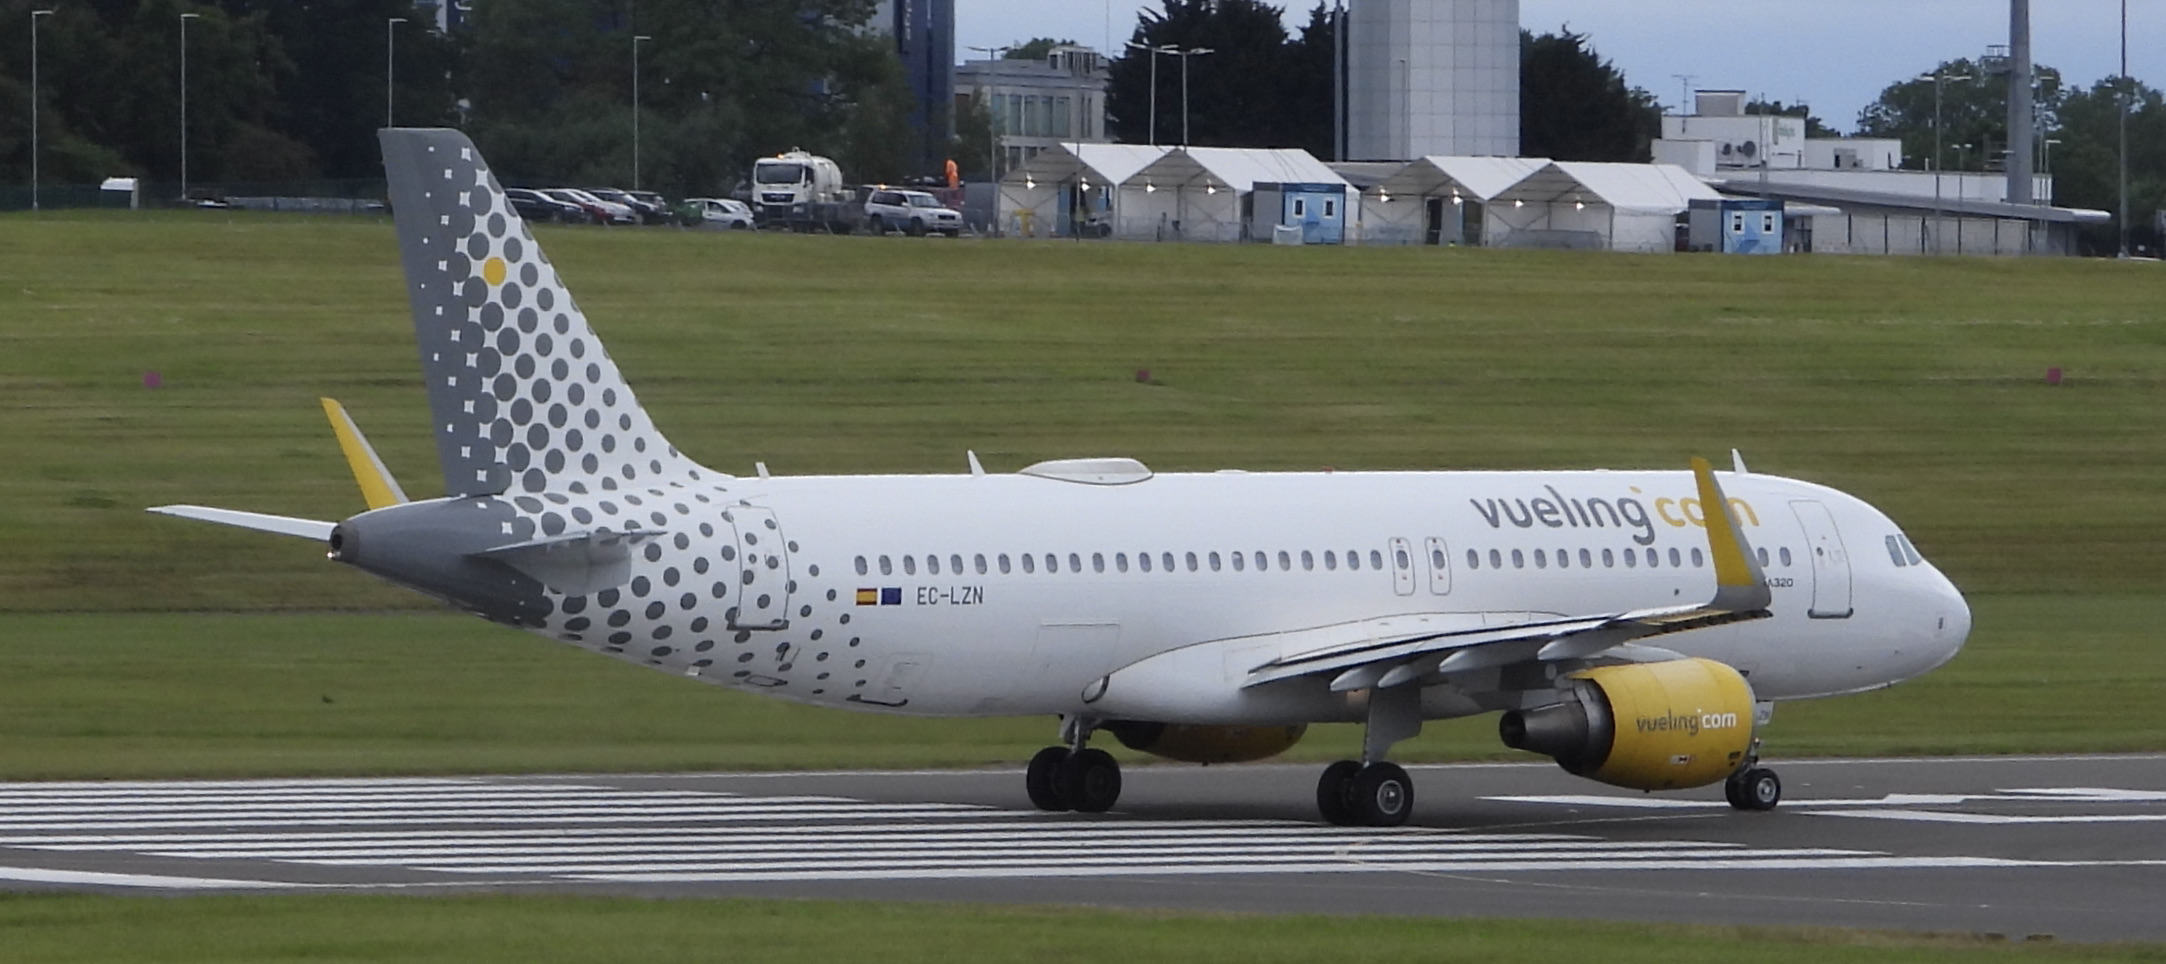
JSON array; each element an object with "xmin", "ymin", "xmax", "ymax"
[{"xmin": 2, "ymin": 754, "xmax": 2161, "ymax": 941}]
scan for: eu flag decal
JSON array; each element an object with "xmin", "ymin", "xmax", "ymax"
[{"xmin": 880, "ymin": 587, "xmax": 902, "ymax": 606}]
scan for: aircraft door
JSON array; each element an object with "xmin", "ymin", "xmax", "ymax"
[
  {"xmin": 1790, "ymin": 500, "xmax": 1854, "ymax": 619},
  {"xmin": 724, "ymin": 505, "xmax": 792, "ymax": 630},
  {"xmin": 1389, "ymin": 538, "xmax": 1416, "ymax": 596},
  {"xmin": 1423, "ymin": 537, "xmax": 1452, "ymax": 595}
]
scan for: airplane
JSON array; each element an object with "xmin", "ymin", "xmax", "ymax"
[{"xmin": 151, "ymin": 129, "xmax": 1972, "ymax": 827}]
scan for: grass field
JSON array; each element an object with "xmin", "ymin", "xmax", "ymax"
[
  {"xmin": 2, "ymin": 894, "xmax": 2158, "ymax": 963},
  {"xmin": 0, "ymin": 213, "xmax": 2161, "ymax": 775}
]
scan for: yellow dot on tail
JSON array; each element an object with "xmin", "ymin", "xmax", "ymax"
[{"xmin": 482, "ymin": 256, "xmax": 507, "ymax": 286}]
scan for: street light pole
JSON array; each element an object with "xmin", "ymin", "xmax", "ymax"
[
  {"xmin": 632, "ymin": 35, "xmax": 650, "ymax": 191},
  {"xmin": 180, "ymin": 11, "xmax": 199, "ymax": 205},
  {"xmin": 1920, "ymin": 68, "xmax": 1971, "ymax": 254},
  {"xmin": 386, "ymin": 17, "xmax": 406, "ymax": 128},
  {"xmin": 1124, "ymin": 41, "xmax": 1167, "ymax": 147},
  {"xmin": 1171, "ymin": 47, "xmax": 1212, "ymax": 147},
  {"xmin": 2118, "ymin": 0, "xmax": 2130, "ymax": 258},
  {"xmin": 31, "ymin": 9, "xmax": 53, "ymax": 211}
]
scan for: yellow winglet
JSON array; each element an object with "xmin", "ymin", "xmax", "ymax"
[
  {"xmin": 321, "ymin": 398, "xmax": 409, "ymax": 510},
  {"xmin": 1691, "ymin": 456, "xmax": 1770, "ymax": 611}
]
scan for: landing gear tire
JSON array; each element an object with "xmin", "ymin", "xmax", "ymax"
[
  {"xmin": 1726, "ymin": 766, "xmax": 1781, "ymax": 812},
  {"xmin": 1026, "ymin": 746, "xmax": 1070, "ymax": 811},
  {"xmin": 1056, "ymin": 747, "xmax": 1122, "ymax": 813},
  {"xmin": 1347, "ymin": 762, "xmax": 1414, "ymax": 827},
  {"xmin": 1316, "ymin": 760, "xmax": 1361, "ymax": 825}
]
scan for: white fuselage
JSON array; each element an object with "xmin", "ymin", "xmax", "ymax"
[{"xmin": 515, "ymin": 466, "xmax": 1970, "ymax": 724}]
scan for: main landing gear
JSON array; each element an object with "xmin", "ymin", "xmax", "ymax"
[
  {"xmin": 1026, "ymin": 719, "xmax": 1122, "ymax": 813},
  {"xmin": 1316, "ymin": 759, "xmax": 1415, "ymax": 827},
  {"xmin": 1724, "ymin": 738, "xmax": 1781, "ymax": 811}
]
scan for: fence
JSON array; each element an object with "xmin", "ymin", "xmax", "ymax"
[{"xmin": 1, "ymin": 179, "xmax": 389, "ymax": 214}]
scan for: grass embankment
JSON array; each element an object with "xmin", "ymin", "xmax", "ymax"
[
  {"xmin": 1, "ymin": 894, "xmax": 2156, "ymax": 963},
  {"xmin": 0, "ymin": 212, "xmax": 2161, "ymax": 775}
]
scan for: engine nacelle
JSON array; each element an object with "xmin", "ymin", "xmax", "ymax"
[
  {"xmin": 1104, "ymin": 721, "xmax": 1307, "ymax": 764},
  {"xmin": 1498, "ymin": 657, "xmax": 1756, "ymax": 791}
]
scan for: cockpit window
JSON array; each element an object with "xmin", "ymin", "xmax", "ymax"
[
  {"xmin": 1897, "ymin": 534, "xmax": 1924, "ymax": 566},
  {"xmin": 1885, "ymin": 534, "xmax": 1909, "ymax": 567}
]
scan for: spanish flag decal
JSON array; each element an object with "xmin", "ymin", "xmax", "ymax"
[
  {"xmin": 856, "ymin": 588, "xmax": 879, "ymax": 605},
  {"xmin": 856, "ymin": 588, "xmax": 904, "ymax": 606}
]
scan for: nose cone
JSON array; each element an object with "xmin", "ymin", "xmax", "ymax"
[{"xmin": 1919, "ymin": 567, "xmax": 1971, "ymax": 675}]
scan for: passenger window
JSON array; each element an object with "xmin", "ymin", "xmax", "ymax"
[
  {"xmin": 1668, "ymin": 548, "xmax": 1682, "ymax": 568},
  {"xmin": 1301, "ymin": 550, "xmax": 1314, "ymax": 571},
  {"xmin": 879, "ymin": 555, "xmax": 893, "ymax": 576},
  {"xmin": 1232, "ymin": 551, "xmax": 1245, "ymax": 572},
  {"xmin": 1534, "ymin": 549, "xmax": 1547, "ymax": 569},
  {"xmin": 1690, "ymin": 547, "xmax": 1704, "ymax": 568},
  {"xmin": 1209, "ymin": 551, "xmax": 1222, "ymax": 571},
  {"xmin": 1021, "ymin": 553, "xmax": 1034, "ymax": 573},
  {"xmin": 1601, "ymin": 548, "xmax": 1614, "ymax": 567},
  {"xmin": 1645, "ymin": 548, "xmax": 1659, "ymax": 568},
  {"xmin": 1779, "ymin": 547, "xmax": 1793, "ymax": 567},
  {"xmin": 951, "ymin": 554, "xmax": 963, "ymax": 574},
  {"xmin": 1068, "ymin": 552, "xmax": 1082, "ymax": 573},
  {"xmin": 1465, "ymin": 549, "xmax": 1478, "ymax": 570},
  {"xmin": 1346, "ymin": 550, "xmax": 1361, "ymax": 571},
  {"xmin": 1579, "ymin": 548, "xmax": 1593, "ymax": 568},
  {"xmin": 1884, "ymin": 535, "xmax": 1908, "ymax": 567},
  {"xmin": 999, "ymin": 553, "xmax": 1012, "ymax": 574},
  {"xmin": 1488, "ymin": 548, "xmax": 1502, "ymax": 569},
  {"xmin": 1256, "ymin": 551, "xmax": 1269, "ymax": 571},
  {"xmin": 1511, "ymin": 549, "xmax": 1524, "ymax": 569},
  {"xmin": 1432, "ymin": 548, "xmax": 1446, "ymax": 569},
  {"xmin": 1370, "ymin": 550, "xmax": 1384, "ymax": 570},
  {"xmin": 1163, "ymin": 552, "xmax": 1177, "ymax": 572},
  {"xmin": 1394, "ymin": 547, "xmax": 1409, "ymax": 570},
  {"xmin": 1137, "ymin": 552, "xmax": 1151, "ymax": 573},
  {"xmin": 1623, "ymin": 548, "xmax": 1637, "ymax": 568},
  {"xmin": 975, "ymin": 553, "xmax": 988, "ymax": 575},
  {"xmin": 1093, "ymin": 552, "xmax": 1106, "ymax": 573},
  {"xmin": 1757, "ymin": 547, "xmax": 1769, "ymax": 566},
  {"xmin": 1327, "ymin": 550, "xmax": 1340, "ymax": 571},
  {"xmin": 1278, "ymin": 550, "xmax": 1293, "ymax": 570},
  {"xmin": 855, "ymin": 556, "xmax": 868, "ymax": 576},
  {"xmin": 1115, "ymin": 552, "xmax": 1129, "ymax": 573},
  {"xmin": 1554, "ymin": 549, "xmax": 1567, "ymax": 569},
  {"xmin": 903, "ymin": 555, "xmax": 917, "ymax": 575},
  {"xmin": 927, "ymin": 555, "xmax": 940, "ymax": 575}
]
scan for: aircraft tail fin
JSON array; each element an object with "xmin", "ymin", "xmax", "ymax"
[{"xmin": 377, "ymin": 128, "xmax": 715, "ymax": 498}]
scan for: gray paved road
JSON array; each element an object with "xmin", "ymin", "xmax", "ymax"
[{"xmin": 2, "ymin": 754, "xmax": 2161, "ymax": 941}]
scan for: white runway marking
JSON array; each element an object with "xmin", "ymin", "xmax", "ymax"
[{"xmin": 0, "ymin": 778, "xmax": 2158, "ymax": 888}]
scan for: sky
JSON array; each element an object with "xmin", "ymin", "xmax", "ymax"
[{"xmin": 952, "ymin": 1, "xmax": 2163, "ymax": 134}]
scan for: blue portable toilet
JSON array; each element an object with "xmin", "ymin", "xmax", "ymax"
[
  {"xmin": 1720, "ymin": 198, "xmax": 1784, "ymax": 254},
  {"xmin": 1252, "ymin": 182, "xmax": 1349, "ymax": 244}
]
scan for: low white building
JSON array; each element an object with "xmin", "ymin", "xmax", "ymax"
[
  {"xmin": 998, "ymin": 145, "xmax": 1350, "ymax": 242},
  {"xmin": 1337, "ymin": 155, "xmax": 1547, "ymax": 244},
  {"xmin": 1485, "ymin": 162, "xmax": 1720, "ymax": 253},
  {"xmin": 955, "ymin": 46, "xmax": 1109, "ymax": 176}
]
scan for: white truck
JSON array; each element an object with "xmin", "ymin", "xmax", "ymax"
[{"xmin": 750, "ymin": 150, "xmax": 858, "ymax": 233}]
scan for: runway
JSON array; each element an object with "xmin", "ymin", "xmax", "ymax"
[{"xmin": 2, "ymin": 754, "xmax": 2162, "ymax": 941}]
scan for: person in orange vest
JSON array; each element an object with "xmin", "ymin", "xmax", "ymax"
[{"xmin": 945, "ymin": 159, "xmax": 959, "ymax": 189}]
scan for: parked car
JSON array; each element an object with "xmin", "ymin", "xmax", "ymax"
[
  {"xmin": 624, "ymin": 189, "xmax": 672, "ymax": 221},
  {"xmin": 683, "ymin": 197, "xmax": 755, "ymax": 230},
  {"xmin": 864, "ymin": 189, "xmax": 964, "ymax": 237},
  {"xmin": 542, "ymin": 188, "xmax": 637, "ymax": 225},
  {"xmin": 585, "ymin": 187, "xmax": 670, "ymax": 225},
  {"xmin": 506, "ymin": 188, "xmax": 588, "ymax": 223}
]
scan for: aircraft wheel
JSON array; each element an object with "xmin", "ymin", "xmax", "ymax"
[
  {"xmin": 1348, "ymin": 762, "xmax": 1414, "ymax": 827},
  {"xmin": 1026, "ymin": 746, "xmax": 1070, "ymax": 811},
  {"xmin": 1727, "ymin": 767, "xmax": 1781, "ymax": 811},
  {"xmin": 1057, "ymin": 747, "xmax": 1122, "ymax": 813},
  {"xmin": 1316, "ymin": 760, "xmax": 1361, "ymax": 825}
]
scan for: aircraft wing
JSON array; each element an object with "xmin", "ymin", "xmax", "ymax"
[{"xmin": 1243, "ymin": 457, "xmax": 1771, "ymax": 691}]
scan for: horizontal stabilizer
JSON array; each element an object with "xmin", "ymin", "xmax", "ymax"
[
  {"xmin": 473, "ymin": 529, "xmax": 667, "ymax": 596},
  {"xmin": 147, "ymin": 505, "xmax": 335, "ymax": 541}
]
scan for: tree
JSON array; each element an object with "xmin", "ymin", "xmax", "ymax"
[
  {"xmin": 2047, "ymin": 76, "xmax": 2164, "ymax": 253},
  {"xmin": 1004, "ymin": 37, "xmax": 1075, "ymax": 62},
  {"xmin": 1746, "ymin": 99, "xmax": 1837, "ymax": 139},
  {"xmin": 222, "ymin": 0, "xmax": 462, "ymax": 179},
  {"xmin": 1856, "ymin": 59, "xmax": 2066, "ymax": 171},
  {"xmin": 1106, "ymin": 0, "xmax": 1314, "ymax": 150},
  {"xmin": 1520, "ymin": 29, "xmax": 1661, "ymax": 162}
]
